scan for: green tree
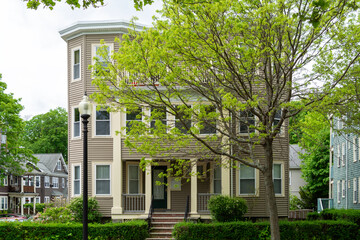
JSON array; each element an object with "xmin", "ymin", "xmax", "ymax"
[
  {"xmin": 91, "ymin": 0, "xmax": 360, "ymax": 239},
  {"xmin": 298, "ymin": 111, "xmax": 330, "ymax": 209},
  {"xmin": 22, "ymin": 107, "xmax": 68, "ymax": 161},
  {"xmin": 24, "ymin": 0, "xmax": 154, "ymax": 11},
  {"xmin": 0, "ymin": 74, "xmax": 36, "ymax": 176}
]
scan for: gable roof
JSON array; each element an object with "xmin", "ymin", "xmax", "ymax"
[
  {"xmin": 32, "ymin": 153, "xmax": 68, "ymax": 175},
  {"xmin": 289, "ymin": 144, "xmax": 305, "ymax": 169}
]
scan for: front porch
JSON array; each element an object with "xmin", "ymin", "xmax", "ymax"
[{"xmin": 111, "ymin": 158, "xmax": 230, "ymax": 220}]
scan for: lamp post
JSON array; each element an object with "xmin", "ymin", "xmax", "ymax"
[{"xmin": 79, "ymin": 94, "xmax": 92, "ymax": 240}]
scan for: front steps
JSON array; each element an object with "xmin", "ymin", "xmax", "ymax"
[{"xmin": 146, "ymin": 212, "xmax": 184, "ymax": 240}]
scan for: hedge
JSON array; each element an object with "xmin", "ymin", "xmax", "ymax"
[
  {"xmin": 313, "ymin": 209, "xmax": 360, "ymax": 226},
  {"xmin": 173, "ymin": 220, "xmax": 359, "ymax": 240},
  {"xmin": 0, "ymin": 220, "xmax": 149, "ymax": 240}
]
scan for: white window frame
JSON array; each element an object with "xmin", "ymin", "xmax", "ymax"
[
  {"xmin": 199, "ymin": 105, "xmax": 216, "ymax": 135},
  {"xmin": 174, "ymin": 105, "xmax": 192, "ymax": 134},
  {"xmin": 289, "ymin": 171, "xmax": 292, "ymax": 186},
  {"xmin": 354, "ymin": 178, "xmax": 357, "ymax": 203},
  {"xmin": 71, "ymin": 46, "xmax": 81, "ymax": 82},
  {"xmin": 95, "ymin": 164, "xmax": 111, "ymax": 196},
  {"xmin": 239, "ymin": 110, "xmax": 255, "ymax": 135},
  {"xmin": 95, "ymin": 107, "xmax": 111, "ymax": 136},
  {"xmin": 3, "ymin": 176, "xmax": 7, "ymax": 186},
  {"xmin": 212, "ymin": 164, "xmax": 221, "ymax": 194},
  {"xmin": 52, "ymin": 177, "xmax": 59, "ymax": 188},
  {"xmin": 150, "ymin": 106, "xmax": 168, "ymax": 133},
  {"xmin": 126, "ymin": 107, "xmax": 143, "ymax": 135},
  {"xmin": 127, "ymin": 163, "xmax": 140, "ymax": 194},
  {"xmin": 35, "ymin": 197, "xmax": 40, "ymax": 204},
  {"xmin": 44, "ymin": 196, "xmax": 50, "ymax": 203},
  {"xmin": 73, "ymin": 107, "xmax": 81, "ymax": 139},
  {"xmin": 337, "ymin": 180, "xmax": 341, "ymax": 203},
  {"xmin": 73, "ymin": 165, "xmax": 81, "ymax": 196},
  {"xmin": 44, "ymin": 176, "xmax": 50, "ymax": 188},
  {"xmin": 35, "ymin": 176, "xmax": 41, "ymax": 188},
  {"xmin": 273, "ymin": 163, "xmax": 284, "ymax": 196},
  {"xmin": 57, "ymin": 160, "xmax": 62, "ymax": 171},
  {"xmin": 342, "ymin": 143, "xmax": 345, "ymax": 166},
  {"xmin": 62, "ymin": 178, "xmax": 65, "ymax": 188},
  {"xmin": 354, "ymin": 137, "xmax": 357, "ymax": 162},
  {"xmin": 342, "ymin": 180, "xmax": 346, "ymax": 198},
  {"xmin": 238, "ymin": 163, "xmax": 258, "ymax": 196},
  {"xmin": 92, "ymin": 43, "xmax": 114, "ymax": 75},
  {"xmin": 0, "ymin": 196, "xmax": 8, "ymax": 210},
  {"xmin": 337, "ymin": 145, "xmax": 341, "ymax": 167}
]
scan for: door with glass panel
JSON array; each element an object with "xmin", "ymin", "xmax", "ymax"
[{"xmin": 152, "ymin": 166, "xmax": 167, "ymax": 209}]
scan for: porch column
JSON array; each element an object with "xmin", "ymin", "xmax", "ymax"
[
  {"xmin": 111, "ymin": 112, "xmax": 123, "ymax": 215},
  {"xmin": 33, "ymin": 197, "xmax": 36, "ymax": 214},
  {"xmin": 190, "ymin": 158, "xmax": 197, "ymax": 214},
  {"xmin": 221, "ymin": 156, "xmax": 230, "ymax": 195},
  {"xmin": 145, "ymin": 163, "xmax": 152, "ymax": 213}
]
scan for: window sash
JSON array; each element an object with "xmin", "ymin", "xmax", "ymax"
[
  {"xmin": 53, "ymin": 177, "xmax": 59, "ymax": 188},
  {"xmin": 150, "ymin": 107, "xmax": 167, "ymax": 130},
  {"xmin": 74, "ymin": 166, "xmax": 80, "ymax": 195},
  {"xmin": 126, "ymin": 108, "xmax": 142, "ymax": 134},
  {"xmin": 354, "ymin": 178, "xmax": 357, "ymax": 203},
  {"xmin": 96, "ymin": 165, "xmax": 110, "ymax": 195},
  {"xmin": 239, "ymin": 164, "xmax": 255, "ymax": 194},
  {"xmin": 175, "ymin": 105, "xmax": 191, "ymax": 134},
  {"xmin": 74, "ymin": 108, "xmax": 80, "ymax": 137},
  {"xmin": 73, "ymin": 49, "xmax": 80, "ymax": 80},
  {"xmin": 199, "ymin": 105, "xmax": 216, "ymax": 134},
  {"xmin": 35, "ymin": 176, "xmax": 41, "ymax": 188},
  {"xmin": 45, "ymin": 176, "xmax": 50, "ymax": 188},
  {"xmin": 57, "ymin": 160, "xmax": 62, "ymax": 171},
  {"xmin": 342, "ymin": 180, "xmax": 346, "ymax": 198},
  {"xmin": 239, "ymin": 111, "xmax": 255, "ymax": 134},
  {"xmin": 273, "ymin": 164, "xmax": 282, "ymax": 195}
]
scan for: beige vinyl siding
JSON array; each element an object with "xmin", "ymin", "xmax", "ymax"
[
  {"xmin": 171, "ymin": 179, "xmax": 191, "ymax": 212},
  {"xmin": 95, "ymin": 197, "xmax": 113, "ymax": 217}
]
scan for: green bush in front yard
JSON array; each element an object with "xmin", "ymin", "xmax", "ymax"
[
  {"xmin": 307, "ymin": 209, "xmax": 360, "ymax": 226},
  {"xmin": 0, "ymin": 220, "xmax": 149, "ymax": 240},
  {"xmin": 208, "ymin": 195, "xmax": 248, "ymax": 222},
  {"xmin": 173, "ymin": 220, "xmax": 359, "ymax": 240}
]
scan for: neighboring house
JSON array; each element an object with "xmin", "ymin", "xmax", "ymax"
[
  {"xmin": 329, "ymin": 118, "xmax": 360, "ymax": 209},
  {"xmin": 0, "ymin": 153, "xmax": 68, "ymax": 215},
  {"xmin": 59, "ymin": 20, "xmax": 289, "ymax": 221},
  {"xmin": 289, "ymin": 144, "xmax": 306, "ymax": 198}
]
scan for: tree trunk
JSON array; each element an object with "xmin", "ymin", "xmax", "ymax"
[{"xmin": 263, "ymin": 138, "xmax": 281, "ymax": 240}]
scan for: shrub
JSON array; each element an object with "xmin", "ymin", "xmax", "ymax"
[
  {"xmin": 319, "ymin": 208, "xmax": 360, "ymax": 225},
  {"xmin": 34, "ymin": 207, "xmax": 73, "ymax": 223},
  {"xmin": 0, "ymin": 221, "xmax": 149, "ymax": 240},
  {"xmin": 68, "ymin": 197, "xmax": 102, "ymax": 223},
  {"xmin": 208, "ymin": 195, "xmax": 247, "ymax": 222},
  {"xmin": 173, "ymin": 220, "xmax": 358, "ymax": 240},
  {"xmin": 35, "ymin": 203, "xmax": 46, "ymax": 213},
  {"xmin": 306, "ymin": 211, "xmax": 320, "ymax": 221}
]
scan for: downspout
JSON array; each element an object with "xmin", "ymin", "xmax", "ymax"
[{"xmin": 230, "ymin": 112, "xmax": 233, "ymax": 197}]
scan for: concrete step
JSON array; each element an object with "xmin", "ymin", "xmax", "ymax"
[
  {"xmin": 149, "ymin": 232, "xmax": 173, "ymax": 238},
  {"xmin": 151, "ymin": 217, "xmax": 184, "ymax": 222},
  {"xmin": 150, "ymin": 227, "xmax": 173, "ymax": 233},
  {"xmin": 151, "ymin": 222, "xmax": 177, "ymax": 228}
]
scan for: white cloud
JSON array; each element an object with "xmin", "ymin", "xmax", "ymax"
[{"xmin": 0, "ymin": 0, "xmax": 161, "ymax": 117}]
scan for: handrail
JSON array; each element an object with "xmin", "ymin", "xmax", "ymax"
[
  {"xmin": 184, "ymin": 195, "xmax": 190, "ymax": 222},
  {"xmin": 147, "ymin": 196, "xmax": 154, "ymax": 230}
]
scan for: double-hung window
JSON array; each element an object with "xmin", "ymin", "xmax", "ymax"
[
  {"xmin": 57, "ymin": 160, "xmax": 62, "ymax": 171},
  {"xmin": 126, "ymin": 107, "xmax": 142, "ymax": 134},
  {"xmin": 353, "ymin": 137, "xmax": 357, "ymax": 162},
  {"xmin": 239, "ymin": 110, "xmax": 255, "ymax": 134},
  {"xmin": 213, "ymin": 165, "xmax": 221, "ymax": 194},
  {"xmin": 73, "ymin": 108, "xmax": 80, "ymax": 138},
  {"xmin": 239, "ymin": 164, "xmax": 255, "ymax": 195},
  {"xmin": 337, "ymin": 180, "xmax": 341, "ymax": 203},
  {"xmin": 342, "ymin": 180, "xmax": 346, "ymax": 198},
  {"xmin": 273, "ymin": 164, "xmax": 282, "ymax": 195},
  {"xmin": 354, "ymin": 178, "xmax": 357, "ymax": 203},
  {"xmin": 0, "ymin": 197, "xmax": 7, "ymax": 210},
  {"xmin": 62, "ymin": 178, "xmax": 65, "ymax": 188},
  {"xmin": 96, "ymin": 165, "xmax": 110, "ymax": 195},
  {"xmin": 150, "ymin": 107, "xmax": 167, "ymax": 131},
  {"xmin": 35, "ymin": 176, "xmax": 41, "ymax": 188},
  {"xmin": 128, "ymin": 165, "xmax": 140, "ymax": 194},
  {"xmin": 72, "ymin": 48, "xmax": 81, "ymax": 81},
  {"xmin": 342, "ymin": 143, "xmax": 345, "ymax": 166},
  {"xmin": 200, "ymin": 105, "xmax": 216, "ymax": 134},
  {"xmin": 3, "ymin": 176, "xmax": 7, "ymax": 186},
  {"xmin": 337, "ymin": 145, "xmax": 341, "ymax": 167},
  {"xmin": 93, "ymin": 44, "xmax": 112, "ymax": 74},
  {"xmin": 53, "ymin": 177, "xmax": 59, "ymax": 188},
  {"xmin": 175, "ymin": 105, "xmax": 191, "ymax": 134},
  {"xmin": 96, "ymin": 109, "xmax": 110, "ymax": 136},
  {"xmin": 45, "ymin": 176, "xmax": 50, "ymax": 188},
  {"xmin": 74, "ymin": 166, "xmax": 81, "ymax": 196}
]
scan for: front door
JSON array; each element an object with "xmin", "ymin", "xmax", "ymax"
[{"xmin": 152, "ymin": 166, "xmax": 167, "ymax": 209}]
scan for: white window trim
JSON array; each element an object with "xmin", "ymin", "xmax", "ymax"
[
  {"xmin": 354, "ymin": 178, "xmax": 357, "ymax": 203},
  {"xmin": 73, "ymin": 164, "xmax": 81, "ymax": 197},
  {"xmin": 211, "ymin": 163, "xmax": 221, "ymax": 194},
  {"xmin": 44, "ymin": 176, "xmax": 50, "ymax": 188},
  {"xmin": 149, "ymin": 106, "xmax": 168, "ymax": 134},
  {"xmin": 35, "ymin": 176, "xmax": 41, "ymax": 188},
  {"xmin": 353, "ymin": 137, "xmax": 357, "ymax": 162},
  {"xmin": 236, "ymin": 163, "xmax": 259, "ymax": 197},
  {"xmin": 342, "ymin": 180, "xmax": 346, "ymax": 198},
  {"xmin": 35, "ymin": 197, "xmax": 41, "ymax": 204},
  {"xmin": 342, "ymin": 143, "xmax": 345, "ymax": 166},
  {"xmin": 337, "ymin": 145, "xmax": 341, "ymax": 167},
  {"xmin": 62, "ymin": 178, "xmax": 65, "ymax": 189},
  {"xmin": 337, "ymin": 180, "xmax": 341, "ymax": 203},
  {"xmin": 72, "ymin": 106, "xmax": 81, "ymax": 139},
  {"xmin": 91, "ymin": 43, "xmax": 114, "ymax": 76},
  {"xmin": 93, "ymin": 106, "xmax": 111, "ymax": 137},
  {"xmin": 273, "ymin": 162, "xmax": 285, "ymax": 196},
  {"xmin": 238, "ymin": 110, "xmax": 256, "ymax": 136},
  {"xmin": 126, "ymin": 162, "xmax": 141, "ymax": 194},
  {"xmin": 3, "ymin": 176, "xmax": 7, "ymax": 186},
  {"xmin": 57, "ymin": 160, "xmax": 62, "ymax": 171},
  {"xmin": 44, "ymin": 196, "xmax": 50, "ymax": 203},
  {"xmin": 125, "ymin": 107, "xmax": 144, "ymax": 135},
  {"xmin": 198, "ymin": 105, "xmax": 217, "ymax": 135},
  {"xmin": 0, "ymin": 196, "xmax": 8, "ymax": 210},
  {"xmin": 52, "ymin": 177, "xmax": 59, "ymax": 189},
  {"xmin": 71, "ymin": 46, "xmax": 81, "ymax": 82},
  {"xmin": 93, "ymin": 164, "xmax": 111, "ymax": 196}
]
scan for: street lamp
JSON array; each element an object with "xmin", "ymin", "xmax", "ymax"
[{"xmin": 79, "ymin": 94, "xmax": 92, "ymax": 240}]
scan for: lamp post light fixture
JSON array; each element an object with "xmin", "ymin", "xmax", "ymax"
[{"xmin": 79, "ymin": 94, "xmax": 92, "ymax": 240}]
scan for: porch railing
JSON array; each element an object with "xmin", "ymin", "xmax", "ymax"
[
  {"xmin": 122, "ymin": 194, "xmax": 145, "ymax": 212},
  {"xmin": 198, "ymin": 193, "xmax": 218, "ymax": 212}
]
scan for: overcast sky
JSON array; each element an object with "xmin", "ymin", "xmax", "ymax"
[{"xmin": 0, "ymin": 0, "xmax": 161, "ymax": 119}]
